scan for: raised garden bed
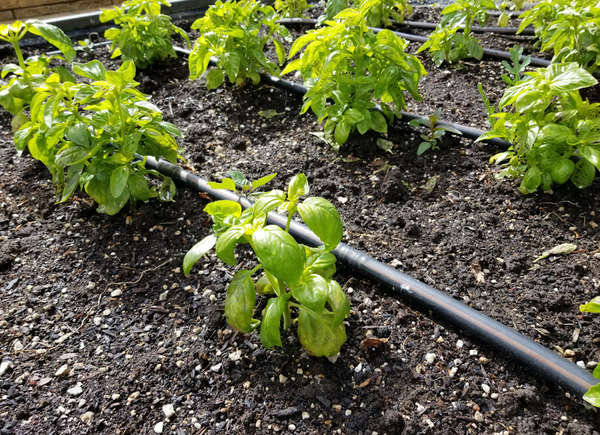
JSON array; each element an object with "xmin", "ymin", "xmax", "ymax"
[{"xmin": 1, "ymin": 2, "xmax": 600, "ymax": 433}]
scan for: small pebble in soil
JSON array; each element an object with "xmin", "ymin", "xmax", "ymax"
[
  {"xmin": 456, "ymin": 340, "xmax": 464, "ymax": 349},
  {"xmin": 55, "ymin": 364, "xmax": 70, "ymax": 377},
  {"xmin": 469, "ymin": 349, "xmax": 478, "ymax": 356},
  {"xmin": 481, "ymin": 384, "xmax": 491, "ymax": 394},
  {"xmin": 154, "ymin": 422, "xmax": 164, "ymax": 433},
  {"xmin": 448, "ymin": 367, "xmax": 458, "ymax": 377},
  {"xmin": 162, "ymin": 404, "xmax": 175, "ymax": 419},
  {"xmin": 288, "ymin": 424, "xmax": 296, "ymax": 431},
  {"xmin": 110, "ymin": 289, "xmax": 122, "ymax": 297},
  {"xmin": 564, "ymin": 349, "xmax": 575, "ymax": 357},
  {"xmin": 127, "ymin": 391, "xmax": 140, "ymax": 404},
  {"xmin": 111, "ymin": 393, "xmax": 120, "ymax": 400},
  {"xmin": 80, "ymin": 411, "xmax": 94, "ymax": 425},
  {"xmin": 279, "ymin": 374, "xmax": 288, "ymax": 384},
  {"xmin": 0, "ymin": 360, "xmax": 14, "ymax": 376},
  {"xmin": 13, "ymin": 339, "xmax": 23, "ymax": 352},
  {"xmin": 67, "ymin": 384, "xmax": 83, "ymax": 396},
  {"xmin": 474, "ymin": 411, "xmax": 484, "ymax": 422},
  {"xmin": 302, "ymin": 412, "xmax": 309, "ymax": 420},
  {"xmin": 93, "ymin": 317, "xmax": 102, "ymax": 326},
  {"xmin": 229, "ymin": 350, "xmax": 242, "ymax": 361},
  {"xmin": 576, "ymin": 361, "xmax": 585, "ymax": 368},
  {"xmin": 210, "ymin": 363, "xmax": 222, "ymax": 372},
  {"xmin": 424, "ymin": 353, "xmax": 436, "ymax": 364}
]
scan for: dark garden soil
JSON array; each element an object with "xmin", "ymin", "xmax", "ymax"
[{"xmin": 2, "ymin": 7, "xmax": 600, "ymax": 435}]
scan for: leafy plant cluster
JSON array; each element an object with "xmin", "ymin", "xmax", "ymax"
[
  {"xmin": 274, "ymin": 0, "xmax": 311, "ymax": 19},
  {"xmin": 518, "ymin": 0, "xmax": 600, "ymax": 73},
  {"xmin": 0, "ymin": 20, "xmax": 181, "ymax": 215},
  {"xmin": 478, "ymin": 62, "xmax": 600, "ymax": 193},
  {"xmin": 417, "ymin": 0, "xmax": 496, "ymax": 66},
  {"xmin": 324, "ymin": 0, "xmax": 413, "ymax": 27},
  {"xmin": 188, "ymin": 0, "xmax": 291, "ymax": 88},
  {"xmin": 283, "ymin": 7, "xmax": 426, "ymax": 147},
  {"xmin": 100, "ymin": 0, "xmax": 190, "ymax": 69},
  {"xmin": 184, "ymin": 174, "xmax": 350, "ymax": 357}
]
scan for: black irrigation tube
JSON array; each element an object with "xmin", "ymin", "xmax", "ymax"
[
  {"xmin": 398, "ymin": 20, "xmax": 535, "ymax": 36},
  {"xmin": 143, "ymin": 155, "xmax": 598, "ymax": 399},
  {"xmin": 278, "ymin": 18, "xmax": 550, "ymax": 68}
]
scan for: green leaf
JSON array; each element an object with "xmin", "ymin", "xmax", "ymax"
[
  {"xmin": 291, "ymin": 274, "xmax": 329, "ymax": 312},
  {"xmin": 183, "ymin": 234, "xmax": 217, "ymax": 276},
  {"xmin": 110, "ymin": 166, "xmax": 129, "ymax": 198},
  {"xmin": 287, "ymin": 173, "xmax": 309, "ymax": 202},
  {"xmin": 580, "ymin": 296, "xmax": 600, "ymax": 314},
  {"xmin": 334, "ymin": 119, "xmax": 351, "ymax": 145},
  {"xmin": 128, "ymin": 174, "xmax": 156, "ymax": 201},
  {"xmin": 216, "ymin": 226, "xmax": 245, "ymax": 266},
  {"xmin": 206, "ymin": 68, "xmax": 225, "ymax": 89},
  {"xmin": 371, "ymin": 111, "xmax": 388, "ymax": 134},
  {"xmin": 253, "ymin": 189, "xmax": 285, "ymax": 217},
  {"xmin": 519, "ymin": 166, "xmax": 542, "ymax": 194},
  {"xmin": 256, "ymin": 273, "xmax": 275, "ymax": 295},
  {"xmin": 204, "ymin": 200, "xmax": 242, "ymax": 219},
  {"xmin": 327, "ymin": 280, "xmax": 349, "ymax": 325},
  {"xmin": 297, "ymin": 197, "xmax": 343, "ymax": 251},
  {"xmin": 225, "ymin": 270, "xmax": 257, "ymax": 333},
  {"xmin": 579, "ymin": 146, "xmax": 600, "ymax": 172},
  {"xmin": 297, "ymin": 307, "xmax": 346, "ymax": 357},
  {"xmin": 58, "ymin": 163, "xmax": 83, "ymax": 203},
  {"xmin": 86, "ymin": 174, "xmax": 130, "ymax": 215},
  {"xmin": 208, "ymin": 178, "xmax": 237, "ymax": 191},
  {"xmin": 66, "ymin": 123, "xmax": 90, "ymax": 147},
  {"xmin": 252, "ymin": 225, "xmax": 305, "ymax": 285},
  {"xmin": 571, "ymin": 159, "xmax": 596, "ymax": 189},
  {"xmin": 583, "ymin": 382, "xmax": 600, "ymax": 408},
  {"xmin": 260, "ymin": 296, "xmax": 286, "ymax": 348},
  {"xmin": 73, "ymin": 60, "xmax": 106, "ymax": 81},
  {"xmin": 304, "ymin": 251, "xmax": 337, "ymax": 278},
  {"xmin": 27, "ymin": 20, "xmax": 75, "ymax": 62},
  {"xmin": 550, "ymin": 65, "xmax": 597, "ymax": 93},
  {"xmin": 158, "ymin": 177, "xmax": 176, "ymax": 201},
  {"xmin": 251, "ymin": 173, "xmax": 277, "ymax": 190},
  {"xmin": 55, "ymin": 146, "xmax": 89, "ymax": 167}
]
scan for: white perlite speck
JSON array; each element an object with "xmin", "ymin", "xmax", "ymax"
[
  {"xmin": 67, "ymin": 384, "xmax": 83, "ymax": 396},
  {"xmin": 154, "ymin": 422, "xmax": 164, "ymax": 433},
  {"xmin": 424, "ymin": 353, "xmax": 436, "ymax": 364},
  {"xmin": 55, "ymin": 364, "xmax": 70, "ymax": 377},
  {"xmin": 162, "ymin": 404, "xmax": 175, "ymax": 419},
  {"xmin": 481, "ymin": 384, "xmax": 491, "ymax": 394}
]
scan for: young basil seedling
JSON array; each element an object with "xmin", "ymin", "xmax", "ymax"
[
  {"xmin": 188, "ymin": 0, "xmax": 291, "ymax": 87},
  {"xmin": 283, "ymin": 7, "xmax": 426, "ymax": 148},
  {"xmin": 183, "ymin": 174, "xmax": 350, "ymax": 357},
  {"xmin": 417, "ymin": 0, "xmax": 496, "ymax": 66},
  {"xmin": 100, "ymin": 0, "xmax": 190, "ymax": 69},
  {"xmin": 408, "ymin": 110, "xmax": 462, "ymax": 155}
]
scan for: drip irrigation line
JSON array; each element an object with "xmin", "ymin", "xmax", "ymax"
[
  {"xmin": 277, "ymin": 18, "xmax": 549, "ymax": 68},
  {"xmin": 399, "ymin": 20, "xmax": 535, "ymax": 36},
  {"xmin": 173, "ymin": 45, "xmax": 511, "ymax": 148},
  {"xmin": 142, "ymin": 154, "xmax": 598, "ymax": 399}
]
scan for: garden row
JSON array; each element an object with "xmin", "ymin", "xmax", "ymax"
[
  {"xmin": 1, "ymin": 0, "xmax": 600, "ymax": 415},
  {"xmin": 2, "ymin": 0, "xmax": 600, "ymax": 432}
]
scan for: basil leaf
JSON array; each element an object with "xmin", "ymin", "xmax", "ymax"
[
  {"xmin": 216, "ymin": 226, "xmax": 245, "ymax": 266},
  {"xmin": 328, "ymin": 280, "xmax": 350, "ymax": 325},
  {"xmin": 297, "ymin": 307, "xmax": 346, "ymax": 357},
  {"xmin": 252, "ymin": 225, "xmax": 305, "ymax": 285},
  {"xmin": 183, "ymin": 234, "xmax": 217, "ymax": 276},
  {"xmin": 287, "ymin": 173, "xmax": 309, "ymax": 202},
  {"xmin": 260, "ymin": 296, "xmax": 286, "ymax": 348},
  {"xmin": 224, "ymin": 270, "xmax": 257, "ymax": 333},
  {"xmin": 297, "ymin": 197, "xmax": 343, "ymax": 251},
  {"xmin": 291, "ymin": 274, "xmax": 329, "ymax": 312}
]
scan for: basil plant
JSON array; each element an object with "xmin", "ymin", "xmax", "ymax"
[{"xmin": 183, "ymin": 174, "xmax": 350, "ymax": 357}]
